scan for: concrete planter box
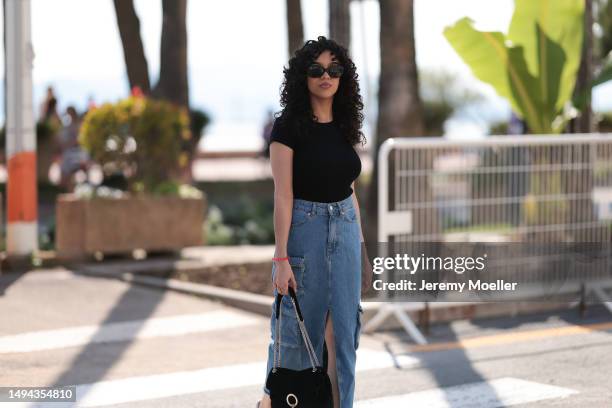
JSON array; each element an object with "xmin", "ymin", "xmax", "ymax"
[{"xmin": 55, "ymin": 193, "xmax": 207, "ymax": 260}]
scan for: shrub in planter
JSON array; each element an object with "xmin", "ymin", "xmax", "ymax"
[
  {"xmin": 56, "ymin": 95, "xmax": 207, "ymax": 259},
  {"xmin": 79, "ymin": 95, "xmax": 191, "ymax": 194}
]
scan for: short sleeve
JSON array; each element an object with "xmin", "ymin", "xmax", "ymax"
[{"xmin": 269, "ymin": 118, "xmax": 297, "ymax": 150}]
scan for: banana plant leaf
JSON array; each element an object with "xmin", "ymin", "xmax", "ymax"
[
  {"xmin": 444, "ymin": 0, "xmax": 584, "ymax": 134},
  {"xmin": 508, "ymin": 0, "xmax": 584, "ymax": 115}
]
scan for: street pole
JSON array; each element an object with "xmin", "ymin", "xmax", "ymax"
[{"xmin": 4, "ymin": 0, "xmax": 38, "ymax": 266}]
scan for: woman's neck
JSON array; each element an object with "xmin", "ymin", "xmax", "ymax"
[{"xmin": 310, "ymin": 94, "xmax": 333, "ymax": 122}]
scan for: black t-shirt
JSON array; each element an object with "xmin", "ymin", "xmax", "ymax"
[{"xmin": 269, "ymin": 118, "xmax": 362, "ymax": 203}]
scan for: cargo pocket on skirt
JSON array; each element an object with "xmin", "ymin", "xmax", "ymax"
[{"xmin": 271, "ymin": 256, "xmax": 306, "ymax": 349}]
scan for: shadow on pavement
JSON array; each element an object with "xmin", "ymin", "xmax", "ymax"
[
  {"xmin": 0, "ymin": 270, "xmax": 28, "ymax": 296},
  {"xmin": 46, "ymin": 274, "xmax": 167, "ymax": 400},
  {"xmin": 380, "ymin": 321, "xmax": 503, "ymax": 406}
]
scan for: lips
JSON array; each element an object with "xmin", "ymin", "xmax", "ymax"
[{"xmin": 319, "ymin": 82, "xmax": 332, "ymax": 89}]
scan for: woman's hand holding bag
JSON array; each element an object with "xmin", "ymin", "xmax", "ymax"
[{"xmin": 265, "ymin": 286, "xmax": 333, "ymax": 407}]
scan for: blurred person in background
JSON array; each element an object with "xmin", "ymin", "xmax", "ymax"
[
  {"xmin": 58, "ymin": 106, "xmax": 91, "ymax": 191},
  {"xmin": 39, "ymin": 85, "xmax": 61, "ymax": 125},
  {"xmin": 37, "ymin": 86, "xmax": 64, "ymax": 184},
  {"xmin": 260, "ymin": 108, "xmax": 275, "ymax": 158}
]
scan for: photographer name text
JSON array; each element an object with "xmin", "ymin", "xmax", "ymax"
[{"xmin": 373, "ymin": 279, "xmax": 518, "ymax": 292}]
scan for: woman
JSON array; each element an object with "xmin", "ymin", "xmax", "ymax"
[{"xmin": 257, "ymin": 36, "xmax": 367, "ymax": 408}]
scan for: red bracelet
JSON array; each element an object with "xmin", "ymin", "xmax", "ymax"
[{"xmin": 272, "ymin": 256, "xmax": 289, "ymax": 262}]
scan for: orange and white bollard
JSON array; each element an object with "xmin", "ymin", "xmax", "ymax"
[{"xmin": 5, "ymin": 0, "xmax": 38, "ymax": 261}]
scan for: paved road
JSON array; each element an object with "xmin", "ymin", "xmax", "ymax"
[{"xmin": 0, "ymin": 268, "xmax": 610, "ymax": 407}]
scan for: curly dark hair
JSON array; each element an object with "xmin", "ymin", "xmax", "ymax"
[{"xmin": 275, "ymin": 36, "xmax": 366, "ymax": 147}]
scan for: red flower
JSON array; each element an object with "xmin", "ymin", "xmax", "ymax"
[{"xmin": 131, "ymin": 86, "xmax": 144, "ymax": 98}]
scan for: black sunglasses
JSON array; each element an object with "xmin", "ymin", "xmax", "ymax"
[{"xmin": 306, "ymin": 63, "xmax": 344, "ymax": 78}]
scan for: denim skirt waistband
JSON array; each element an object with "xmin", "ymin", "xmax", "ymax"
[{"xmin": 292, "ymin": 194, "xmax": 354, "ymax": 216}]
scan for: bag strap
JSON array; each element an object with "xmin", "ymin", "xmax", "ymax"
[{"xmin": 272, "ymin": 286, "xmax": 320, "ymax": 372}]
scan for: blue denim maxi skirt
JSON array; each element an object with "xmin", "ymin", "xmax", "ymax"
[{"xmin": 263, "ymin": 194, "xmax": 363, "ymax": 408}]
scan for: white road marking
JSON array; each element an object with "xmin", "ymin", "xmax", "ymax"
[
  {"xmin": 355, "ymin": 377, "xmax": 578, "ymax": 408},
  {"xmin": 0, "ymin": 310, "xmax": 260, "ymax": 353},
  {"xmin": 76, "ymin": 361, "xmax": 267, "ymax": 407},
  {"xmin": 356, "ymin": 348, "xmax": 419, "ymax": 371},
  {"xmin": 66, "ymin": 348, "xmax": 417, "ymax": 407},
  {"xmin": 0, "ymin": 374, "xmax": 579, "ymax": 408},
  {"xmin": 0, "ymin": 306, "xmax": 578, "ymax": 407},
  {"xmin": 0, "ymin": 348, "xmax": 419, "ymax": 407}
]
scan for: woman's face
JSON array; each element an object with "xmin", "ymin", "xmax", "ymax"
[{"xmin": 306, "ymin": 50, "xmax": 341, "ymax": 100}]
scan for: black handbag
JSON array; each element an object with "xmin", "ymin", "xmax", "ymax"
[{"xmin": 265, "ymin": 286, "xmax": 333, "ymax": 408}]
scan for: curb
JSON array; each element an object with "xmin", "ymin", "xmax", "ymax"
[
  {"xmin": 73, "ymin": 263, "xmax": 576, "ymax": 335},
  {"xmin": 72, "ymin": 263, "xmax": 394, "ymax": 327},
  {"xmin": 74, "ymin": 265, "xmax": 276, "ymax": 316}
]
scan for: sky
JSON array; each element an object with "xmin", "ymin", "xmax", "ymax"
[{"xmin": 1, "ymin": 0, "xmax": 611, "ymax": 148}]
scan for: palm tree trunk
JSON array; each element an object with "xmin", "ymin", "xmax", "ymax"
[
  {"xmin": 564, "ymin": 0, "xmax": 598, "ymax": 242},
  {"xmin": 112, "ymin": 0, "xmax": 151, "ymax": 94},
  {"xmin": 286, "ymin": 0, "xmax": 304, "ymax": 57},
  {"xmin": 574, "ymin": 0, "xmax": 594, "ymax": 133},
  {"xmin": 329, "ymin": 0, "xmax": 350, "ymax": 49},
  {"xmin": 154, "ymin": 0, "xmax": 189, "ymax": 109},
  {"xmin": 366, "ymin": 0, "xmax": 427, "ymax": 245}
]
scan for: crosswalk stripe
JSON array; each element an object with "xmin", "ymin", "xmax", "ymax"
[
  {"xmin": 0, "ymin": 348, "xmax": 419, "ymax": 407},
  {"xmin": 354, "ymin": 377, "xmax": 578, "ymax": 407},
  {"xmin": 0, "ymin": 373, "xmax": 578, "ymax": 408},
  {"xmin": 356, "ymin": 348, "xmax": 419, "ymax": 371},
  {"xmin": 0, "ymin": 310, "xmax": 260, "ymax": 353},
  {"xmin": 75, "ymin": 361, "xmax": 266, "ymax": 407},
  {"xmin": 69, "ymin": 349, "xmax": 416, "ymax": 407}
]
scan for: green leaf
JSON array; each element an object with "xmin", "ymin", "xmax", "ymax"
[
  {"xmin": 444, "ymin": 0, "xmax": 585, "ymax": 134},
  {"xmin": 444, "ymin": 17, "xmax": 544, "ymax": 133},
  {"xmin": 508, "ymin": 0, "xmax": 584, "ymax": 114},
  {"xmin": 533, "ymin": 22, "xmax": 566, "ymax": 129}
]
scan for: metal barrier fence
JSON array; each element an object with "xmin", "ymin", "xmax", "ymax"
[{"xmin": 367, "ymin": 134, "xmax": 612, "ymax": 344}]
